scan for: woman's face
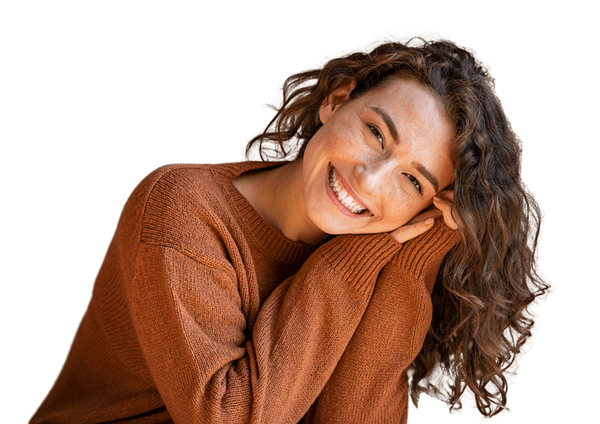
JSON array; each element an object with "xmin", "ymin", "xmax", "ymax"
[{"xmin": 302, "ymin": 77, "xmax": 455, "ymax": 235}]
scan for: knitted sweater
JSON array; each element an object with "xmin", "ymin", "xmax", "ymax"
[{"xmin": 31, "ymin": 161, "xmax": 458, "ymax": 424}]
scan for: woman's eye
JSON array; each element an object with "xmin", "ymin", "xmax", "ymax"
[
  {"xmin": 367, "ymin": 124, "xmax": 384, "ymax": 147},
  {"xmin": 407, "ymin": 174, "xmax": 422, "ymax": 193}
]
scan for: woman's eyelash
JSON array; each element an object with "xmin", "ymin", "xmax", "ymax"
[
  {"xmin": 406, "ymin": 174, "xmax": 422, "ymax": 194},
  {"xmin": 367, "ymin": 124, "xmax": 384, "ymax": 147}
]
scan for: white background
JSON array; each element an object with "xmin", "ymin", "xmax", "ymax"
[{"xmin": 1, "ymin": 1, "xmax": 598, "ymax": 422}]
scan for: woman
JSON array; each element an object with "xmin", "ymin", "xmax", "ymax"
[{"xmin": 31, "ymin": 39, "xmax": 547, "ymax": 423}]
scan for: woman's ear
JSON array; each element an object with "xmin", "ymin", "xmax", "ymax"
[{"xmin": 319, "ymin": 79, "xmax": 357, "ymax": 124}]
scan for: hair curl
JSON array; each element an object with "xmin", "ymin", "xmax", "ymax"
[{"xmin": 246, "ymin": 38, "xmax": 549, "ymax": 417}]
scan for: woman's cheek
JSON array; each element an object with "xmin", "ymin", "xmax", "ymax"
[{"xmin": 384, "ymin": 191, "xmax": 424, "ymax": 229}]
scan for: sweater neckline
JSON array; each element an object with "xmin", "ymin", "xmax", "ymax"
[{"xmin": 212, "ymin": 161, "xmax": 318, "ymax": 266}]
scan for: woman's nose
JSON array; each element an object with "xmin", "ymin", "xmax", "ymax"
[{"xmin": 353, "ymin": 161, "xmax": 395, "ymax": 198}]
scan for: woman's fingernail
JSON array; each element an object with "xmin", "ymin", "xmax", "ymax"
[
  {"xmin": 433, "ymin": 196, "xmax": 441, "ymax": 202},
  {"xmin": 425, "ymin": 218, "xmax": 434, "ymax": 225}
]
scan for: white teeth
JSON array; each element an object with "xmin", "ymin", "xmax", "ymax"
[{"xmin": 329, "ymin": 168, "xmax": 367, "ymax": 214}]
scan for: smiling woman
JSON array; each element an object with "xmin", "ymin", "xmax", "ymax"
[
  {"xmin": 235, "ymin": 78, "xmax": 455, "ymax": 245},
  {"xmin": 31, "ymin": 39, "xmax": 547, "ymax": 424},
  {"xmin": 303, "ymin": 78, "xmax": 455, "ymax": 236}
]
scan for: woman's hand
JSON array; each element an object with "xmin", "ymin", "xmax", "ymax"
[
  {"xmin": 433, "ymin": 189, "xmax": 460, "ymax": 230},
  {"xmin": 390, "ymin": 190, "xmax": 460, "ymax": 244}
]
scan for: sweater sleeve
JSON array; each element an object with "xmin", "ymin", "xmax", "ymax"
[
  {"xmin": 301, "ymin": 220, "xmax": 460, "ymax": 424},
  {"xmin": 129, "ymin": 229, "xmax": 402, "ymax": 424}
]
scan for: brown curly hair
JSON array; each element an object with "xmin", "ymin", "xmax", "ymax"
[{"xmin": 245, "ymin": 38, "xmax": 548, "ymax": 417}]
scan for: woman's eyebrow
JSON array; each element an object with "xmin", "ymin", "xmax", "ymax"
[
  {"xmin": 412, "ymin": 161, "xmax": 439, "ymax": 192},
  {"xmin": 369, "ymin": 106, "xmax": 399, "ymax": 143}
]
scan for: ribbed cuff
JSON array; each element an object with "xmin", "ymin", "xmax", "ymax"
[
  {"xmin": 317, "ymin": 233, "xmax": 402, "ymax": 295},
  {"xmin": 393, "ymin": 219, "xmax": 460, "ymax": 280}
]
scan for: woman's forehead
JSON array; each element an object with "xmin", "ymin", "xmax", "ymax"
[{"xmin": 359, "ymin": 79, "xmax": 452, "ymax": 135}]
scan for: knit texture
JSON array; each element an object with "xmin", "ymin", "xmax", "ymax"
[{"xmin": 31, "ymin": 162, "xmax": 458, "ymax": 424}]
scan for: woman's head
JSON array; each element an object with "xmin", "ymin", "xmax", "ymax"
[
  {"xmin": 247, "ymin": 39, "xmax": 520, "ymax": 239},
  {"xmin": 247, "ymin": 38, "xmax": 548, "ymax": 417},
  {"xmin": 302, "ymin": 76, "xmax": 455, "ymax": 235}
]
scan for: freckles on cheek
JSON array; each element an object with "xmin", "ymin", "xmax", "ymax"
[
  {"xmin": 330, "ymin": 137, "xmax": 350, "ymax": 153},
  {"xmin": 331, "ymin": 121, "xmax": 361, "ymax": 149},
  {"xmin": 383, "ymin": 191, "xmax": 424, "ymax": 226}
]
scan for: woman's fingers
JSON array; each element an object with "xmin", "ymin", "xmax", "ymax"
[
  {"xmin": 438, "ymin": 188, "xmax": 454, "ymax": 202},
  {"xmin": 433, "ymin": 194, "xmax": 460, "ymax": 230},
  {"xmin": 391, "ymin": 188, "xmax": 461, "ymax": 245},
  {"xmin": 405, "ymin": 206, "xmax": 442, "ymax": 226},
  {"xmin": 390, "ymin": 217, "xmax": 435, "ymax": 244}
]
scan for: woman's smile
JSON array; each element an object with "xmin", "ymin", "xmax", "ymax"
[{"xmin": 327, "ymin": 165, "xmax": 371, "ymax": 218}]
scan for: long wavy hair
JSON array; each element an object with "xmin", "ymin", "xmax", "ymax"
[{"xmin": 245, "ymin": 38, "xmax": 548, "ymax": 417}]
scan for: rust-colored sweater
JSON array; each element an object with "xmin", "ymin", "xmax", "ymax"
[{"xmin": 31, "ymin": 162, "xmax": 458, "ymax": 424}]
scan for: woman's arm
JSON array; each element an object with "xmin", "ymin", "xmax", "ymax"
[
  {"xmin": 301, "ymin": 220, "xmax": 459, "ymax": 423},
  {"xmin": 130, "ymin": 232, "xmax": 403, "ymax": 423}
]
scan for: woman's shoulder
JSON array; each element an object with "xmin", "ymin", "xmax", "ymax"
[
  {"xmin": 137, "ymin": 161, "xmax": 280, "ymax": 198},
  {"xmin": 136, "ymin": 162, "xmax": 254, "ymax": 193},
  {"xmin": 128, "ymin": 162, "xmax": 265, "ymax": 208},
  {"xmin": 115, "ymin": 161, "xmax": 280, "ymax": 258}
]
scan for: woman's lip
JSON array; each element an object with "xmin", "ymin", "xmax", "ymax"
[
  {"xmin": 326, "ymin": 164, "xmax": 371, "ymax": 218},
  {"xmin": 336, "ymin": 170, "xmax": 369, "ymax": 210}
]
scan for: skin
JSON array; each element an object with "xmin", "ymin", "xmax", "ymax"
[{"xmin": 234, "ymin": 77, "xmax": 459, "ymax": 246}]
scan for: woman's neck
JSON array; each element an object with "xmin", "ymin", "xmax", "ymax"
[{"xmin": 233, "ymin": 159, "xmax": 332, "ymax": 245}]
